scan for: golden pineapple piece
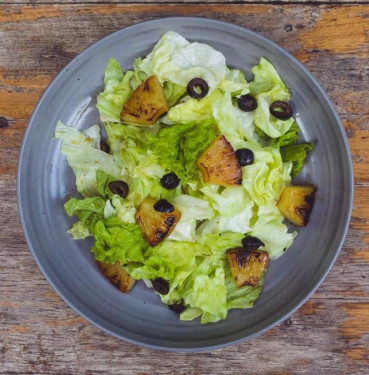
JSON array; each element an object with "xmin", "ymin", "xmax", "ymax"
[
  {"xmin": 120, "ymin": 75, "xmax": 169, "ymax": 125},
  {"xmin": 135, "ymin": 197, "xmax": 181, "ymax": 246},
  {"xmin": 197, "ymin": 135, "xmax": 242, "ymax": 186},
  {"xmin": 277, "ymin": 185, "xmax": 316, "ymax": 227},
  {"xmin": 97, "ymin": 261, "xmax": 135, "ymax": 293},
  {"xmin": 227, "ymin": 248, "xmax": 269, "ymax": 287}
]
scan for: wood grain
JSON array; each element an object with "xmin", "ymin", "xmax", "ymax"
[{"xmin": 1, "ymin": 3, "xmax": 369, "ymax": 374}]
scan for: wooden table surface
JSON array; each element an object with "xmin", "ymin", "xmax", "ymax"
[{"xmin": 1, "ymin": 1, "xmax": 368, "ymax": 374}]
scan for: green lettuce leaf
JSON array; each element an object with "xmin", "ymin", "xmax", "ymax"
[
  {"xmin": 96, "ymin": 58, "xmax": 134, "ymax": 123},
  {"xmin": 271, "ymin": 122, "xmax": 300, "ymax": 148},
  {"xmin": 91, "ymin": 216, "xmax": 148, "ymax": 264},
  {"xmin": 163, "ymin": 81, "xmax": 186, "ymax": 107},
  {"xmin": 225, "ymin": 265, "xmax": 262, "ymax": 310},
  {"xmin": 127, "ymin": 240, "xmax": 207, "ymax": 297},
  {"xmin": 281, "ymin": 143, "xmax": 314, "ymax": 177},
  {"xmin": 64, "ymin": 197, "xmax": 106, "ymax": 233}
]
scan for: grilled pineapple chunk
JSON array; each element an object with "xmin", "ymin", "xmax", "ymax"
[
  {"xmin": 277, "ymin": 185, "xmax": 316, "ymax": 227},
  {"xmin": 227, "ymin": 248, "xmax": 269, "ymax": 287},
  {"xmin": 97, "ymin": 261, "xmax": 135, "ymax": 293},
  {"xmin": 135, "ymin": 197, "xmax": 181, "ymax": 246},
  {"xmin": 120, "ymin": 75, "xmax": 169, "ymax": 125},
  {"xmin": 197, "ymin": 135, "xmax": 242, "ymax": 186}
]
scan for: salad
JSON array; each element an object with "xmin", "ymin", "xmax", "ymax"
[{"xmin": 55, "ymin": 31, "xmax": 316, "ymax": 324}]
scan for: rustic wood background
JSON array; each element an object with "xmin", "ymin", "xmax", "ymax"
[{"xmin": 1, "ymin": 1, "xmax": 368, "ymax": 374}]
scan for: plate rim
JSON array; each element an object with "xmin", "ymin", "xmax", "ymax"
[{"xmin": 17, "ymin": 16, "xmax": 354, "ymax": 352}]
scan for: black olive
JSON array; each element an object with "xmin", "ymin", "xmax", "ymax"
[
  {"xmin": 100, "ymin": 140, "xmax": 110, "ymax": 153},
  {"xmin": 236, "ymin": 148, "xmax": 254, "ymax": 166},
  {"xmin": 269, "ymin": 101, "xmax": 293, "ymax": 120},
  {"xmin": 186, "ymin": 78, "xmax": 209, "ymax": 99},
  {"xmin": 237, "ymin": 94, "xmax": 258, "ymax": 112},
  {"xmin": 152, "ymin": 278, "xmax": 169, "ymax": 295},
  {"xmin": 242, "ymin": 236, "xmax": 265, "ymax": 250},
  {"xmin": 0, "ymin": 117, "xmax": 9, "ymax": 128},
  {"xmin": 108, "ymin": 180, "xmax": 129, "ymax": 198},
  {"xmin": 154, "ymin": 199, "xmax": 174, "ymax": 213},
  {"xmin": 168, "ymin": 302, "xmax": 186, "ymax": 313},
  {"xmin": 160, "ymin": 172, "xmax": 180, "ymax": 190}
]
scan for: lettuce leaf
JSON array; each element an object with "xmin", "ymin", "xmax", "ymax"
[
  {"xmin": 167, "ymin": 90, "xmax": 222, "ymax": 124},
  {"xmin": 64, "ymin": 197, "xmax": 106, "ymax": 233},
  {"xmin": 96, "ymin": 58, "xmax": 134, "ymax": 123},
  {"xmin": 242, "ymin": 143, "xmax": 291, "ymax": 206},
  {"xmin": 91, "ymin": 217, "xmax": 148, "ymax": 264},
  {"xmin": 250, "ymin": 203, "xmax": 296, "ymax": 259},
  {"xmin": 281, "ymin": 143, "xmax": 314, "ymax": 177},
  {"xmin": 250, "ymin": 58, "xmax": 294, "ymax": 138},
  {"xmin": 136, "ymin": 31, "xmax": 227, "ymax": 90},
  {"xmin": 212, "ymin": 91, "xmax": 258, "ymax": 147},
  {"xmin": 271, "ymin": 122, "xmax": 300, "ymax": 148},
  {"xmin": 168, "ymin": 195, "xmax": 213, "ymax": 242},
  {"xmin": 55, "ymin": 121, "xmax": 121, "ymax": 197}
]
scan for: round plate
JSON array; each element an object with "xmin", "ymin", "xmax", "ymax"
[{"xmin": 18, "ymin": 18, "xmax": 353, "ymax": 351}]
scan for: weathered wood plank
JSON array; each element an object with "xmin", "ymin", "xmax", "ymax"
[
  {"xmin": 1, "ymin": 3, "xmax": 369, "ymax": 374},
  {"xmin": 5, "ymin": 0, "xmax": 369, "ymax": 4}
]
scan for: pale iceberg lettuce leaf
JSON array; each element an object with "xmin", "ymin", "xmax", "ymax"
[
  {"xmin": 250, "ymin": 203, "xmax": 296, "ymax": 259},
  {"xmin": 212, "ymin": 91, "xmax": 258, "ymax": 147},
  {"xmin": 110, "ymin": 195, "xmax": 136, "ymax": 223},
  {"xmin": 242, "ymin": 143, "xmax": 291, "ymax": 206},
  {"xmin": 198, "ymin": 186, "xmax": 254, "ymax": 234},
  {"xmin": 168, "ymin": 195, "xmax": 213, "ymax": 242},
  {"xmin": 225, "ymin": 265, "xmax": 262, "ymax": 310},
  {"xmin": 67, "ymin": 221, "xmax": 90, "ymax": 240},
  {"xmin": 219, "ymin": 67, "xmax": 249, "ymax": 95},
  {"xmin": 167, "ymin": 90, "xmax": 222, "ymax": 124},
  {"xmin": 250, "ymin": 58, "xmax": 294, "ymax": 138},
  {"xmin": 96, "ymin": 58, "xmax": 134, "ymax": 122},
  {"xmin": 254, "ymin": 89, "xmax": 294, "ymax": 138},
  {"xmin": 136, "ymin": 31, "xmax": 227, "ymax": 89},
  {"xmin": 55, "ymin": 122, "xmax": 121, "ymax": 197},
  {"xmin": 104, "ymin": 200, "xmax": 116, "ymax": 219}
]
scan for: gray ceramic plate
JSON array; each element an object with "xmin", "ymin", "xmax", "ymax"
[{"xmin": 18, "ymin": 17, "xmax": 353, "ymax": 351}]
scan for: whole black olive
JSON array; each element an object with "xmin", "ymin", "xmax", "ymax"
[
  {"xmin": 152, "ymin": 278, "xmax": 170, "ymax": 295},
  {"xmin": 187, "ymin": 78, "xmax": 209, "ymax": 99},
  {"xmin": 154, "ymin": 199, "xmax": 174, "ymax": 213},
  {"xmin": 237, "ymin": 94, "xmax": 258, "ymax": 112},
  {"xmin": 168, "ymin": 302, "xmax": 186, "ymax": 313},
  {"xmin": 108, "ymin": 180, "xmax": 129, "ymax": 198},
  {"xmin": 269, "ymin": 101, "xmax": 293, "ymax": 120},
  {"xmin": 236, "ymin": 148, "xmax": 254, "ymax": 166},
  {"xmin": 160, "ymin": 172, "xmax": 180, "ymax": 190},
  {"xmin": 242, "ymin": 236, "xmax": 265, "ymax": 250},
  {"xmin": 100, "ymin": 140, "xmax": 110, "ymax": 153}
]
